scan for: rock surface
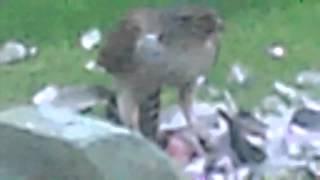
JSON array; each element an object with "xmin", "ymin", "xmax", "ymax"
[{"xmin": 0, "ymin": 105, "xmax": 185, "ymax": 180}]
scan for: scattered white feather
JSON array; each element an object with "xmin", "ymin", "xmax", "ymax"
[
  {"xmin": 80, "ymin": 28, "xmax": 101, "ymax": 50},
  {"xmin": 145, "ymin": 33, "xmax": 159, "ymax": 41},
  {"xmin": 32, "ymin": 85, "xmax": 59, "ymax": 105},
  {"xmin": 196, "ymin": 75, "xmax": 206, "ymax": 87},
  {"xmin": 271, "ymin": 46, "xmax": 285, "ymax": 57},
  {"xmin": 28, "ymin": 46, "xmax": 38, "ymax": 56},
  {"xmin": 0, "ymin": 41, "xmax": 28, "ymax": 64},
  {"xmin": 273, "ymin": 81, "xmax": 298, "ymax": 100},
  {"xmin": 267, "ymin": 43, "xmax": 286, "ymax": 59},
  {"xmin": 246, "ymin": 135, "xmax": 265, "ymax": 147},
  {"xmin": 84, "ymin": 59, "xmax": 106, "ymax": 73}
]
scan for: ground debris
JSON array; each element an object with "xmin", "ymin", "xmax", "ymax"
[
  {"xmin": 32, "ymin": 84, "xmax": 114, "ymax": 113},
  {"xmin": 158, "ymin": 76, "xmax": 320, "ymax": 179},
  {"xmin": 0, "ymin": 40, "xmax": 38, "ymax": 65}
]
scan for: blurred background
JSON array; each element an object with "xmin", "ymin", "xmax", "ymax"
[{"xmin": 0, "ymin": 0, "xmax": 317, "ymax": 110}]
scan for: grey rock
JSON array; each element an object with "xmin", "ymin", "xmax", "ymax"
[{"xmin": 0, "ymin": 105, "xmax": 184, "ymax": 180}]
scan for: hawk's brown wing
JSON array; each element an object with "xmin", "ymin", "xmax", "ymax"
[{"xmin": 97, "ymin": 16, "xmax": 141, "ymax": 74}]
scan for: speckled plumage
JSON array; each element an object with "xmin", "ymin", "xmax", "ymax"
[{"xmin": 98, "ymin": 5, "xmax": 224, "ymax": 141}]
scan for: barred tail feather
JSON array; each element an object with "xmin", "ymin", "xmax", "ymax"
[
  {"xmin": 105, "ymin": 94, "xmax": 123, "ymax": 125},
  {"xmin": 105, "ymin": 88, "xmax": 161, "ymax": 142},
  {"xmin": 139, "ymin": 88, "xmax": 161, "ymax": 141}
]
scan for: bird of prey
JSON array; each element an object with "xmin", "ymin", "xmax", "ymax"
[{"xmin": 97, "ymin": 5, "xmax": 224, "ymax": 141}]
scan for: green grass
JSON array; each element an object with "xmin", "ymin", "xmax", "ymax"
[{"xmin": 0, "ymin": 0, "xmax": 319, "ymax": 110}]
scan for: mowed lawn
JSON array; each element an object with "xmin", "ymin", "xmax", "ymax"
[{"xmin": 0, "ymin": 0, "xmax": 319, "ymax": 110}]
